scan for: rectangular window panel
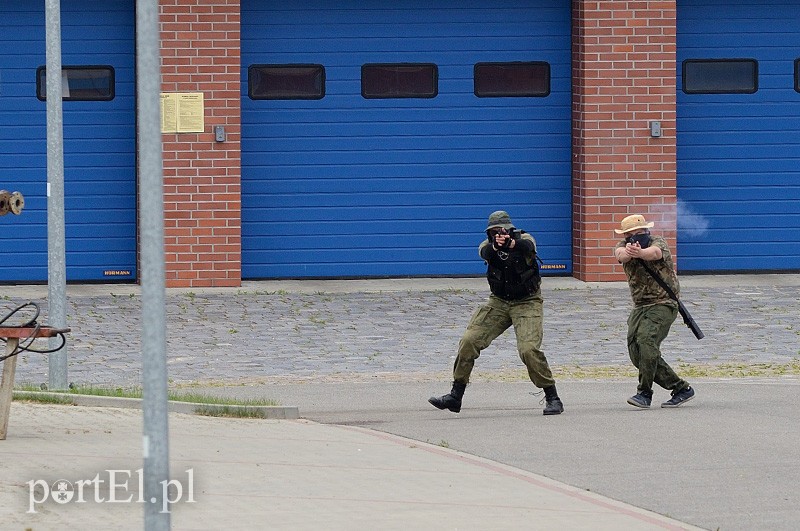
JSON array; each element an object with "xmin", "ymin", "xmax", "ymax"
[
  {"xmin": 682, "ymin": 59, "xmax": 758, "ymax": 94},
  {"xmin": 474, "ymin": 62, "xmax": 550, "ymax": 97},
  {"xmin": 361, "ymin": 63, "xmax": 438, "ymax": 99},
  {"xmin": 37, "ymin": 66, "xmax": 115, "ymax": 101},
  {"xmin": 795, "ymin": 59, "xmax": 800, "ymax": 93},
  {"xmin": 248, "ymin": 64, "xmax": 325, "ymax": 100}
]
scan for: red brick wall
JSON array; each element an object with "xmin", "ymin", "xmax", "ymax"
[
  {"xmin": 572, "ymin": 1, "xmax": 677, "ymax": 281},
  {"xmin": 159, "ymin": 0, "xmax": 241, "ymax": 287}
]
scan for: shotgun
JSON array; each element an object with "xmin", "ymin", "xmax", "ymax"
[
  {"xmin": 676, "ymin": 299, "xmax": 705, "ymax": 340},
  {"xmin": 639, "ymin": 260, "xmax": 704, "ymax": 340}
]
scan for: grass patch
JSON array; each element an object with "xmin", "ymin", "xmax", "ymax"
[
  {"xmin": 675, "ymin": 360, "xmax": 800, "ymax": 378},
  {"xmin": 190, "ymin": 404, "xmax": 271, "ymax": 419},
  {"xmin": 168, "ymin": 390, "xmax": 279, "ymax": 407},
  {"xmin": 13, "ymin": 384, "xmax": 279, "ymax": 410},
  {"xmin": 12, "ymin": 392, "xmax": 74, "ymax": 405},
  {"xmin": 475, "ymin": 360, "xmax": 800, "ymax": 381},
  {"xmin": 477, "ymin": 366, "xmax": 639, "ymax": 382}
]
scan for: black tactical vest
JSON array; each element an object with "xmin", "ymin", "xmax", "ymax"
[{"xmin": 486, "ymin": 248, "xmax": 541, "ymax": 301}]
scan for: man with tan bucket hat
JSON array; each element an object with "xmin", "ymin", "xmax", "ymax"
[{"xmin": 614, "ymin": 214, "xmax": 695, "ymax": 408}]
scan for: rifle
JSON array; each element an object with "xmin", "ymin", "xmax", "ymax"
[{"xmin": 638, "ymin": 260, "xmax": 704, "ymax": 340}]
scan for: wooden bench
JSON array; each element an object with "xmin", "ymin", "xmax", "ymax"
[{"xmin": 1, "ymin": 326, "xmax": 70, "ymax": 440}]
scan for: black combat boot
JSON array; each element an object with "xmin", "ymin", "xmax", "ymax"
[
  {"xmin": 428, "ymin": 381, "xmax": 467, "ymax": 413},
  {"xmin": 542, "ymin": 385, "xmax": 564, "ymax": 415}
]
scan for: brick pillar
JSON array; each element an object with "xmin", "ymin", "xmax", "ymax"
[
  {"xmin": 158, "ymin": 0, "xmax": 241, "ymax": 287},
  {"xmin": 572, "ymin": 1, "xmax": 677, "ymax": 281}
]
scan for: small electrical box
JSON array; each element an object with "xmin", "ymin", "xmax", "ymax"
[
  {"xmin": 214, "ymin": 125, "xmax": 226, "ymax": 142},
  {"xmin": 649, "ymin": 121, "xmax": 662, "ymax": 138}
]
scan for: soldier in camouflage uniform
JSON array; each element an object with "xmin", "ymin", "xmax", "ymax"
[
  {"xmin": 429, "ymin": 211, "xmax": 564, "ymax": 416},
  {"xmin": 614, "ymin": 214, "xmax": 695, "ymax": 408}
]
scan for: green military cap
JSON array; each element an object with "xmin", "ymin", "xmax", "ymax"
[{"xmin": 486, "ymin": 210, "xmax": 514, "ymax": 230}]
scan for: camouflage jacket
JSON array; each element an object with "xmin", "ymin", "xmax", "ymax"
[{"xmin": 615, "ymin": 235, "xmax": 679, "ymax": 308}]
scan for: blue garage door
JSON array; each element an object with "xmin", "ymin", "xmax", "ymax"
[
  {"xmin": 0, "ymin": 1, "xmax": 136, "ymax": 282},
  {"xmin": 241, "ymin": 0, "xmax": 571, "ymax": 278},
  {"xmin": 677, "ymin": 0, "xmax": 800, "ymax": 272}
]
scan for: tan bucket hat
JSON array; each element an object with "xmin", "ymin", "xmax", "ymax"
[{"xmin": 614, "ymin": 214, "xmax": 654, "ymax": 234}]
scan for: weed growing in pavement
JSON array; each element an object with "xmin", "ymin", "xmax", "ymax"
[{"xmin": 309, "ymin": 315, "xmax": 327, "ymax": 325}]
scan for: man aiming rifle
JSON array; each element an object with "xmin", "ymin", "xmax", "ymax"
[{"xmin": 428, "ymin": 210, "xmax": 564, "ymax": 416}]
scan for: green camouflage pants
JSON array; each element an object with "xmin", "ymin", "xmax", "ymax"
[
  {"xmin": 627, "ymin": 303, "xmax": 688, "ymax": 394},
  {"xmin": 453, "ymin": 294, "xmax": 555, "ymax": 388}
]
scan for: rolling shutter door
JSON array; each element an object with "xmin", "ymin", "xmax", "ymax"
[
  {"xmin": 0, "ymin": 0, "xmax": 136, "ymax": 282},
  {"xmin": 677, "ymin": 0, "xmax": 800, "ymax": 271},
  {"xmin": 241, "ymin": 0, "xmax": 572, "ymax": 278}
]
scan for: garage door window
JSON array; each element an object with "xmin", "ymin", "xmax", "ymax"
[
  {"xmin": 361, "ymin": 63, "xmax": 438, "ymax": 99},
  {"xmin": 682, "ymin": 59, "xmax": 758, "ymax": 94},
  {"xmin": 474, "ymin": 62, "xmax": 550, "ymax": 97},
  {"xmin": 36, "ymin": 66, "xmax": 115, "ymax": 101},
  {"xmin": 248, "ymin": 64, "xmax": 325, "ymax": 100},
  {"xmin": 795, "ymin": 59, "xmax": 800, "ymax": 93}
]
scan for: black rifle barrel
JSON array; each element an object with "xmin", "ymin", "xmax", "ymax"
[
  {"xmin": 637, "ymin": 259, "xmax": 704, "ymax": 340},
  {"xmin": 677, "ymin": 299, "xmax": 704, "ymax": 340}
]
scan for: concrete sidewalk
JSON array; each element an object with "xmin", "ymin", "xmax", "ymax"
[{"xmin": 1, "ymin": 402, "xmax": 700, "ymax": 530}]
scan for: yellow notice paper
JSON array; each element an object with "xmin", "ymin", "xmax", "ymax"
[
  {"xmin": 160, "ymin": 92, "xmax": 205, "ymax": 133},
  {"xmin": 160, "ymin": 93, "xmax": 178, "ymax": 133}
]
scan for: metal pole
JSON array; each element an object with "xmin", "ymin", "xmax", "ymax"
[
  {"xmin": 137, "ymin": 1, "xmax": 170, "ymax": 529},
  {"xmin": 44, "ymin": 0, "xmax": 68, "ymax": 390}
]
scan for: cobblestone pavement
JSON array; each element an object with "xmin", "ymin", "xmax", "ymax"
[{"xmin": 3, "ymin": 274, "xmax": 799, "ymax": 387}]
